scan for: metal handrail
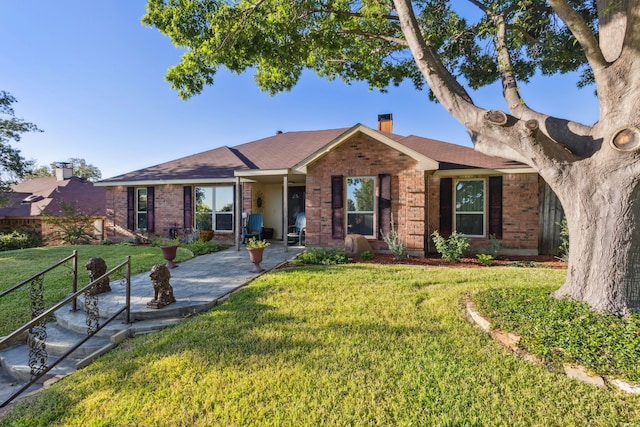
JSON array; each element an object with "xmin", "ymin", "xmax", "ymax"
[
  {"xmin": 0, "ymin": 251, "xmax": 77, "ymax": 299},
  {"xmin": 0, "ymin": 257, "xmax": 131, "ymax": 348},
  {"xmin": 0, "ymin": 256, "xmax": 132, "ymax": 408}
]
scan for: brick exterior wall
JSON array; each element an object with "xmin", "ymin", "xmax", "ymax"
[
  {"xmin": 103, "ymin": 143, "xmax": 539, "ymax": 254},
  {"xmin": 106, "ymin": 185, "xmax": 240, "ymax": 243},
  {"xmin": 105, "ymin": 186, "xmax": 134, "ymax": 241},
  {"xmin": 306, "ymin": 133, "xmax": 427, "ymax": 254},
  {"xmin": 426, "ymin": 173, "xmax": 539, "ymax": 254}
]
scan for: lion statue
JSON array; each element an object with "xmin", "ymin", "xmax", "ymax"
[
  {"xmin": 147, "ymin": 263, "xmax": 176, "ymax": 309},
  {"xmin": 85, "ymin": 257, "xmax": 111, "ymax": 295}
]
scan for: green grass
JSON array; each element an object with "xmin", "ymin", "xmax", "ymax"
[
  {"xmin": 0, "ymin": 244, "xmax": 194, "ymax": 336},
  {"xmin": 2, "ymin": 265, "xmax": 639, "ymax": 426}
]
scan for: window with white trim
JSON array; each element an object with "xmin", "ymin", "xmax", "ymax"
[
  {"xmin": 454, "ymin": 179, "xmax": 485, "ymax": 237},
  {"xmin": 346, "ymin": 176, "xmax": 375, "ymax": 237},
  {"xmin": 136, "ymin": 188, "xmax": 147, "ymax": 231},
  {"xmin": 195, "ymin": 186, "xmax": 234, "ymax": 231}
]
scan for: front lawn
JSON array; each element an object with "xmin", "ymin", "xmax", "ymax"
[{"xmin": 2, "ymin": 265, "xmax": 639, "ymax": 426}]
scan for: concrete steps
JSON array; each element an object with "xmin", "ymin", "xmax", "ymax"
[
  {"xmin": 0, "ymin": 319, "xmax": 113, "ymax": 380},
  {"xmin": 0, "ymin": 244, "xmax": 304, "ymax": 409}
]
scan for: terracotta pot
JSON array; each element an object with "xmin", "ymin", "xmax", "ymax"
[
  {"xmin": 160, "ymin": 245, "xmax": 179, "ymax": 269},
  {"xmin": 199, "ymin": 230, "xmax": 214, "ymax": 242},
  {"xmin": 247, "ymin": 247, "xmax": 265, "ymax": 272}
]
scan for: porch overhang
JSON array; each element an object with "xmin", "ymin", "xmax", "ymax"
[{"xmin": 234, "ymin": 169, "xmax": 306, "ymax": 184}]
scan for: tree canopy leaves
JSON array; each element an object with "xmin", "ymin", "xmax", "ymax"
[
  {"xmin": 143, "ymin": 0, "xmax": 596, "ymax": 99},
  {"xmin": 26, "ymin": 158, "xmax": 103, "ymax": 182},
  {"xmin": 0, "ymin": 91, "xmax": 40, "ymax": 204}
]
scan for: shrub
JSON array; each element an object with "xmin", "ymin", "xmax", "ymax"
[
  {"xmin": 476, "ymin": 253, "xmax": 494, "ymax": 266},
  {"xmin": 360, "ymin": 250, "xmax": 373, "ymax": 261},
  {"xmin": 382, "ymin": 214, "xmax": 408, "ymax": 260},
  {"xmin": 557, "ymin": 217, "xmax": 569, "ymax": 262},
  {"xmin": 151, "ymin": 237, "xmax": 180, "ymax": 247},
  {"xmin": 0, "ymin": 229, "xmax": 42, "ymax": 251},
  {"xmin": 186, "ymin": 239, "xmax": 228, "ymax": 256},
  {"xmin": 431, "ymin": 230, "xmax": 470, "ymax": 262},
  {"xmin": 294, "ymin": 247, "xmax": 352, "ymax": 265},
  {"xmin": 131, "ymin": 233, "xmax": 151, "ymax": 245}
]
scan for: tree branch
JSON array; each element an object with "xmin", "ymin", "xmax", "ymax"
[
  {"xmin": 466, "ymin": 0, "xmax": 489, "ymax": 13},
  {"xmin": 505, "ymin": 23, "xmax": 543, "ymax": 45},
  {"xmin": 490, "ymin": 7, "xmax": 598, "ymax": 158},
  {"xmin": 392, "ymin": 0, "xmax": 473, "ymax": 111},
  {"xmin": 317, "ymin": 8, "xmax": 399, "ymax": 21},
  {"xmin": 392, "ymin": 0, "xmax": 598, "ymax": 164},
  {"xmin": 337, "ymin": 30, "xmax": 408, "ymax": 46},
  {"xmin": 548, "ymin": 0, "xmax": 608, "ymax": 72},
  {"xmin": 623, "ymin": 0, "xmax": 640, "ymax": 56},
  {"xmin": 493, "ymin": 12, "xmax": 529, "ymax": 119}
]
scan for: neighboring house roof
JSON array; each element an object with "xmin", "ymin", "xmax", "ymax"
[
  {"xmin": 97, "ymin": 124, "xmax": 530, "ymax": 186},
  {"xmin": 0, "ymin": 176, "xmax": 106, "ymax": 219}
]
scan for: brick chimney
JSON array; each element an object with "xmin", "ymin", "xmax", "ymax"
[
  {"xmin": 377, "ymin": 113, "xmax": 393, "ymax": 133},
  {"xmin": 54, "ymin": 162, "xmax": 73, "ymax": 181}
]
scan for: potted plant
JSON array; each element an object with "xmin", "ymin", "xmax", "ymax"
[
  {"xmin": 155, "ymin": 237, "xmax": 180, "ymax": 269},
  {"xmin": 245, "ymin": 237, "xmax": 270, "ymax": 272},
  {"xmin": 196, "ymin": 214, "xmax": 214, "ymax": 242}
]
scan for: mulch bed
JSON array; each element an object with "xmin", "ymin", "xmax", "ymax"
[
  {"xmin": 279, "ymin": 252, "xmax": 566, "ymax": 269},
  {"xmin": 359, "ymin": 253, "xmax": 566, "ymax": 269}
]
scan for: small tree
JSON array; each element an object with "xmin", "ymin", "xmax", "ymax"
[{"xmin": 41, "ymin": 200, "xmax": 98, "ymax": 244}]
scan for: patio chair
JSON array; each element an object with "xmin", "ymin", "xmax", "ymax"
[
  {"xmin": 287, "ymin": 212, "xmax": 306, "ymax": 245},
  {"xmin": 242, "ymin": 213, "xmax": 264, "ymax": 243}
]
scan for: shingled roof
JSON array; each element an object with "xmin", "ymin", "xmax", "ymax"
[
  {"xmin": 395, "ymin": 134, "xmax": 524, "ymax": 170},
  {"xmin": 97, "ymin": 125, "xmax": 528, "ymax": 185},
  {"xmin": 0, "ymin": 176, "xmax": 106, "ymax": 219}
]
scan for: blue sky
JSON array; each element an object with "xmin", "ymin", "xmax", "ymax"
[{"xmin": 2, "ymin": 1, "xmax": 599, "ymax": 179}]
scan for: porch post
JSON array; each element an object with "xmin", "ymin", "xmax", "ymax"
[
  {"xmin": 236, "ymin": 176, "xmax": 242, "ymax": 251},
  {"xmin": 283, "ymin": 174, "xmax": 289, "ymax": 252}
]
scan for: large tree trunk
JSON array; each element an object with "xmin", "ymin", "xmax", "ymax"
[
  {"xmin": 391, "ymin": 0, "xmax": 640, "ymax": 315},
  {"xmin": 547, "ymin": 159, "xmax": 640, "ymax": 316}
]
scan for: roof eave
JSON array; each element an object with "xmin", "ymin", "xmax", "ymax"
[
  {"xmin": 95, "ymin": 178, "xmax": 239, "ymax": 187},
  {"xmin": 434, "ymin": 167, "xmax": 536, "ymax": 177}
]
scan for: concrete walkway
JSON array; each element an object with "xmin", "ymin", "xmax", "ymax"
[
  {"xmin": 59, "ymin": 243, "xmax": 305, "ymax": 334},
  {"xmin": 0, "ymin": 243, "xmax": 305, "ymax": 412}
]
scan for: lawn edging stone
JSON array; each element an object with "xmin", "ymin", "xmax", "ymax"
[{"xmin": 465, "ymin": 301, "xmax": 640, "ymax": 394}]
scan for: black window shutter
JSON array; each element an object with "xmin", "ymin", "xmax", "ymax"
[
  {"xmin": 146, "ymin": 187, "xmax": 155, "ymax": 233},
  {"xmin": 378, "ymin": 174, "xmax": 391, "ymax": 240},
  {"xmin": 331, "ymin": 176, "xmax": 344, "ymax": 239},
  {"xmin": 126, "ymin": 187, "xmax": 135, "ymax": 230},
  {"xmin": 439, "ymin": 178, "xmax": 453, "ymax": 237},
  {"xmin": 183, "ymin": 186, "xmax": 193, "ymax": 233},
  {"xmin": 488, "ymin": 176, "xmax": 503, "ymax": 239}
]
